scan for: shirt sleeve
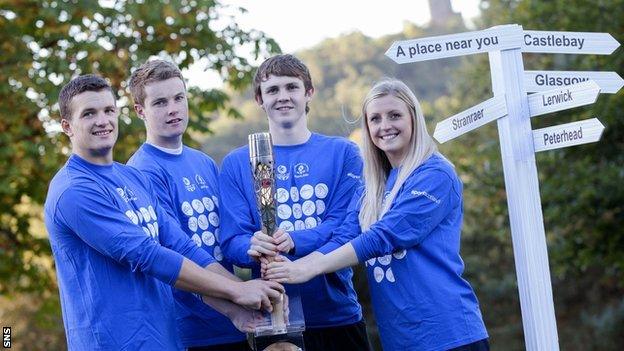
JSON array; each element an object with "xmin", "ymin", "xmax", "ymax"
[
  {"xmin": 315, "ymin": 188, "xmax": 364, "ymax": 254},
  {"xmin": 351, "ymin": 169, "xmax": 459, "ymax": 262},
  {"xmin": 218, "ymin": 154, "xmax": 258, "ymax": 267},
  {"xmin": 290, "ymin": 143, "xmax": 363, "ymax": 256},
  {"xmin": 55, "ymin": 184, "xmax": 185, "ymax": 285}
]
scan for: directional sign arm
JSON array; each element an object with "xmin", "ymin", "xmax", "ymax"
[
  {"xmin": 386, "ymin": 24, "xmax": 523, "ymax": 64},
  {"xmin": 525, "ymin": 71, "xmax": 623, "ymax": 94},
  {"xmin": 533, "ymin": 118, "xmax": 604, "ymax": 152},
  {"xmin": 527, "ymin": 80, "xmax": 600, "ymax": 118},
  {"xmin": 522, "ymin": 30, "xmax": 620, "ymax": 55},
  {"xmin": 433, "ymin": 95, "xmax": 507, "ymax": 143}
]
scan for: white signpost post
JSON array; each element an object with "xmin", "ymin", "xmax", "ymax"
[{"xmin": 386, "ymin": 24, "xmax": 621, "ymax": 350}]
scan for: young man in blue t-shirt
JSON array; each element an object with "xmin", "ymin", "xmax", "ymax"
[
  {"xmin": 219, "ymin": 54, "xmax": 371, "ymax": 350},
  {"xmin": 127, "ymin": 60, "xmax": 252, "ymax": 351},
  {"xmin": 44, "ymin": 74, "xmax": 283, "ymax": 350}
]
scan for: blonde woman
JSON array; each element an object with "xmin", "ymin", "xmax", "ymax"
[{"xmin": 264, "ymin": 79, "xmax": 489, "ymax": 350}]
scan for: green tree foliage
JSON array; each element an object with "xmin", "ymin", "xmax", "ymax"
[{"xmin": 0, "ymin": 0, "xmax": 279, "ymax": 347}]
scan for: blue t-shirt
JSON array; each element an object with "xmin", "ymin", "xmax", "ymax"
[
  {"xmin": 322, "ymin": 154, "xmax": 488, "ymax": 350},
  {"xmin": 219, "ymin": 133, "xmax": 363, "ymax": 328},
  {"xmin": 128, "ymin": 143, "xmax": 245, "ymax": 347},
  {"xmin": 44, "ymin": 154, "xmax": 214, "ymax": 350}
]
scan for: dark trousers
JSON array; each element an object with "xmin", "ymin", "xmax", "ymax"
[
  {"xmin": 188, "ymin": 340, "xmax": 252, "ymax": 351},
  {"xmin": 303, "ymin": 319, "xmax": 372, "ymax": 351},
  {"xmin": 448, "ymin": 338, "xmax": 490, "ymax": 351}
]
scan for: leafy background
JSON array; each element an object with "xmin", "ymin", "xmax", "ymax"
[{"xmin": 0, "ymin": 0, "xmax": 622, "ymax": 349}]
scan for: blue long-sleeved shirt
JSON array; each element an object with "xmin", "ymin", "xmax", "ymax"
[
  {"xmin": 128, "ymin": 143, "xmax": 245, "ymax": 347},
  {"xmin": 321, "ymin": 154, "xmax": 488, "ymax": 350},
  {"xmin": 44, "ymin": 154, "xmax": 214, "ymax": 350},
  {"xmin": 219, "ymin": 133, "xmax": 363, "ymax": 328}
]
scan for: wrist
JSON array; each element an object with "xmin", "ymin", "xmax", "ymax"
[
  {"xmin": 224, "ymin": 281, "xmax": 242, "ymax": 303},
  {"xmin": 311, "ymin": 255, "xmax": 325, "ymax": 277},
  {"xmin": 222, "ymin": 300, "xmax": 242, "ymax": 319}
]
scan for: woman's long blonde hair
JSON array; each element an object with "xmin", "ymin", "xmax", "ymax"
[{"xmin": 358, "ymin": 79, "xmax": 438, "ymax": 231}]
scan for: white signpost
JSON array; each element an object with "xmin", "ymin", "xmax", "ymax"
[
  {"xmin": 387, "ymin": 24, "xmax": 620, "ymax": 350},
  {"xmin": 525, "ymin": 70, "xmax": 624, "ymax": 94}
]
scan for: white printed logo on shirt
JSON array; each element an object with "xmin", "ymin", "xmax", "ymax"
[
  {"xmin": 126, "ymin": 207, "xmax": 159, "ymax": 241},
  {"xmin": 411, "ymin": 189, "xmax": 441, "ymax": 204},
  {"xmin": 182, "ymin": 177, "xmax": 196, "ymax": 192},
  {"xmin": 213, "ymin": 246, "xmax": 223, "ymax": 261},
  {"xmin": 279, "ymin": 220, "xmax": 294, "ymax": 232},
  {"xmin": 314, "ymin": 183, "xmax": 328, "ymax": 199},
  {"xmin": 315, "ymin": 200, "xmax": 326, "ymax": 215},
  {"xmin": 290, "ymin": 187, "xmax": 299, "ymax": 202},
  {"xmin": 140, "ymin": 207, "xmax": 151, "ymax": 222},
  {"xmin": 202, "ymin": 231, "xmax": 215, "ymax": 246},
  {"xmin": 197, "ymin": 215, "xmax": 209, "ymax": 230},
  {"xmin": 366, "ymin": 249, "xmax": 407, "ymax": 284},
  {"xmin": 148, "ymin": 206, "xmax": 157, "ymax": 221},
  {"xmin": 116, "ymin": 186, "xmax": 138, "ymax": 202},
  {"xmin": 208, "ymin": 212, "xmax": 220, "ymax": 227},
  {"xmin": 277, "ymin": 188, "xmax": 289, "ymax": 203},
  {"xmin": 195, "ymin": 174, "xmax": 208, "ymax": 189},
  {"xmin": 192, "ymin": 199, "xmax": 205, "ymax": 214},
  {"xmin": 147, "ymin": 222, "xmax": 157, "ymax": 238},
  {"xmin": 378, "ymin": 254, "xmax": 392, "ymax": 266},
  {"xmin": 294, "ymin": 220, "xmax": 305, "ymax": 230},
  {"xmin": 188, "ymin": 217, "xmax": 198, "ymax": 232},
  {"xmin": 202, "ymin": 197, "xmax": 215, "ymax": 212},
  {"xmin": 302, "ymin": 200, "xmax": 316, "ymax": 216},
  {"xmin": 181, "ymin": 201, "xmax": 194, "ymax": 216},
  {"xmin": 274, "ymin": 183, "xmax": 330, "ymax": 232},
  {"xmin": 277, "ymin": 204, "xmax": 292, "ymax": 220},
  {"xmin": 292, "ymin": 203, "xmax": 303, "ymax": 219},
  {"xmin": 294, "ymin": 163, "xmax": 310, "ymax": 178},
  {"xmin": 126, "ymin": 210, "xmax": 139, "ymax": 225},
  {"xmin": 191, "ymin": 234, "xmax": 202, "ymax": 247},
  {"xmin": 304, "ymin": 217, "xmax": 317, "ymax": 229},
  {"xmin": 300, "ymin": 185, "xmax": 314, "ymax": 200},
  {"xmin": 276, "ymin": 165, "xmax": 290, "ymax": 181},
  {"xmin": 179, "ymin": 196, "xmax": 221, "ymax": 248}
]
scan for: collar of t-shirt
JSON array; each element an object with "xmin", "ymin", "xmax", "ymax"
[{"xmin": 147, "ymin": 142, "xmax": 183, "ymax": 155}]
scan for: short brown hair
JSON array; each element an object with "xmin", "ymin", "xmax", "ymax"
[
  {"xmin": 253, "ymin": 54, "xmax": 314, "ymax": 113},
  {"xmin": 129, "ymin": 60, "xmax": 184, "ymax": 105},
  {"xmin": 58, "ymin": 74, "xmax": 114, "ymax": 120}
]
